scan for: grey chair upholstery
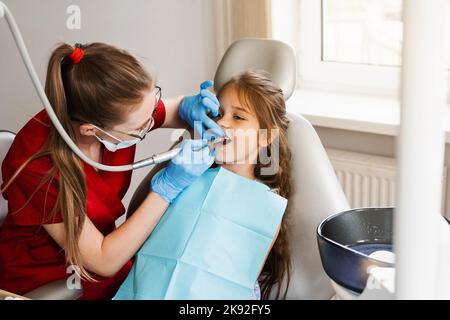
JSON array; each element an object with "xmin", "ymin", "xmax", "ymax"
[
  {"xmin": 214, "ymin": 38, "xmax": 297, "ymax": 100},
  {"xmin": 282, "ymin": 112, "xmax": 350, "ymax": 299},
  {"xmin": 24, "ymin": 279, "xmax": 83, "ymax": 300},
  {"xmin": 0, "ymin": 130, "xmax": 83, "ymax": 300},
  {"xmin": 128, "ymin": 38, "xmax": 350, "ymax": 299},
  {"xmin": 0, "ymin": 130, "xmax": 15, "ymax": 226}
]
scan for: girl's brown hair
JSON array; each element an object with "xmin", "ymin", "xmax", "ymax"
[
  {"xmin": 218, "ymin": 71, "xmax": 292, "ymax": 299},
  {"xmin": 1, "ymin": 42, "xmax": 154, "ymax": 280}
]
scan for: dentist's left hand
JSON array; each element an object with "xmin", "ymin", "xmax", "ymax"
[{"xmin": 178, "ymin": 80, "xmax": 226, "ymax": 139}]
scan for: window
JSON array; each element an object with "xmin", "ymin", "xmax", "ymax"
[
  {"xmin": 323, "ymin": 0, "xmax": 403, "ymax": 67},
  {"xmin": 295, "ymin": 0, "xmax": 450, "ymax": 97}
]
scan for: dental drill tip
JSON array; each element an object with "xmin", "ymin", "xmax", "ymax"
[
  {"xmin": 204, "ymin": 136, "xmax": 232, "ymax": 149},
  {"xmin": 209, "ymin": 136, "xmax": 223, "ymax": 144},
  {"xmin": 213, "ymin": 136, "xmax": 231, "ymax": 145},
  {"xmin": 222, "ymin": 136, "xmax": 231, "ymax": 145}
]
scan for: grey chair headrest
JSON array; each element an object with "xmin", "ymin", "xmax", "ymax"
[{"xmin": 214, "ymin": 38, "xmax": 297, "ymax": 100}]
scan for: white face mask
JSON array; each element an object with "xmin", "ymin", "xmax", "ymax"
[
  {"xmin": 95, "ymin": 135, "xmax": 141, "ymax": 152},
  {"xmin": 92, "ymin": 125, "xmax": 142, "ymax": 152}
]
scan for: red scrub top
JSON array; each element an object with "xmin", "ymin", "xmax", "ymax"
[{"xmin": 0, "ymin": 100, "xmax": 166, "ymax": 300}]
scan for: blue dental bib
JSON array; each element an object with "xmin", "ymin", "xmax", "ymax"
[{"xmin": 114, "ymin": 167, "xmax": 287, "ymax": 300}]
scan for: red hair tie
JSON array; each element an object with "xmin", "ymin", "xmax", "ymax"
[{"xmin": 69, "ymin": 45, "xmax": 84, "ymax": 64}]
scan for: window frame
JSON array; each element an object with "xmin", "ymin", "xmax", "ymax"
[
  {"xmin": 296, "ymin": 0, "xmax": 450, "ymax": 98},
  {"xmin": 298, "ymin": 0, "xmax": 401, "ymax": 96}
]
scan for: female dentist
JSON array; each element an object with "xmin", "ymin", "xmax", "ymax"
[{"xmin": 0, "ymin": 42, "xmax": 224, "ymax": 299}]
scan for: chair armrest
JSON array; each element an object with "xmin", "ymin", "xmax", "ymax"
[
  {"xmin": 24, "ymin": 279, "xmax": 83, "ymax": 300},
  {"xmin": 0, "ymin": 289, "xmax": 29, "ymax": 300}
]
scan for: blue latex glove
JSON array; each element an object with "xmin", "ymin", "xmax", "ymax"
[
  {"xmin": 178, "ymin": 80, "xmax": 225, "ymax": 140},
  {"xmin": 151, "ymin": 139, "xmax": 216, "ymax": 203}
]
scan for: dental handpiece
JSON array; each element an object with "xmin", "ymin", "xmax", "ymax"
[{"xmin": 132, "ymin": 136, "xmax": 231, "ymax": 169}]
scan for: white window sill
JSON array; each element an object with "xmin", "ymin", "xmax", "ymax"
[{"xmin": 287, "ymin": 89, "xmax": 450, "ymax": 143}]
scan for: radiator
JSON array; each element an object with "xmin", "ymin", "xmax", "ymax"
[{"xmin": 326, "ymin": 148, "xmax": 447, "ymax": 212}]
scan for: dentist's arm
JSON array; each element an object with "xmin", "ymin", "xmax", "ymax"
[
  {"xmin": 161, "ymin": 96, "xmax": 187, "ymax": 129},
  {"xmin": 43, "ymin": 140, "xmax": 215, "ymax": 278},
  {"xmin": 44, "ymin": 192, "xmax": 169, "ymax": 277}
]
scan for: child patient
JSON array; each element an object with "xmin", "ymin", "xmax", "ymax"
[
  {"xmin": 115, "ymin": 71, "xmax": 292, "ymax": 300},
  {"xmin": 211, "ymin": 71, "xmax": 292, "ymax": 299}
]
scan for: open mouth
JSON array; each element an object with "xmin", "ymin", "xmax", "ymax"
[
  {"xmin": 222, "ymin": 136, "xmax": 232, "ymax": 145},
  {"xmin": 210, "ymin": 136, "xmax": 232, "ymax": 147}
]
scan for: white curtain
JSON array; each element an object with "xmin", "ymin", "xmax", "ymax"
[{"xmin": 214, "ymin": 0, "xmax": 272, "ymax": 63}]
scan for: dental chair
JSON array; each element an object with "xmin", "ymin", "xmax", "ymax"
[
  {"xmin": 128, "ymin": 38, "xmax": 350, "ymax": 300},
  {"xmin": 0, "ymin": 131, "xmax": 14, "ymax": 227},
  {"xmin": 0, "ymin": 130, "xmax": 83, "ymax": 300}
]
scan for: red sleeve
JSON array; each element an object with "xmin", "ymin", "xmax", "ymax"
[
  {"xmin": 6, "ymin": 167, "xmax": 63, "ymax": 226},
  {"xmin": 150, "ymin": 99, "xmax": 166, "ymax": 131}
]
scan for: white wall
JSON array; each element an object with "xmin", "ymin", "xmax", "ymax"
[
  {"xmin": 0, "ymin": 0, "xmax": 217, "ymax": 210},
  {"xmin": 315, "ymin": 125, "xmax": 450, "ymax": 218}
]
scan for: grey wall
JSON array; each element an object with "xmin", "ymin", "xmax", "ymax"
[
  {"xmin": 0, "ymin": 0, "xmax": 217, "ymax": 210},
  {"xmin": 316, "ymin": 126, "xmax": 450, "ymax": 218}
]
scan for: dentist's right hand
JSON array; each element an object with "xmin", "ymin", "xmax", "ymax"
[{"xmin": 151, "ymin": 139, "xmax": 215, "ymax": 204}]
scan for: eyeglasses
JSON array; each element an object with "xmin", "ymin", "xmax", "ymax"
[{"xmin": 90, "ymin": 86, "xmax": 162, "ymax": 143}]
